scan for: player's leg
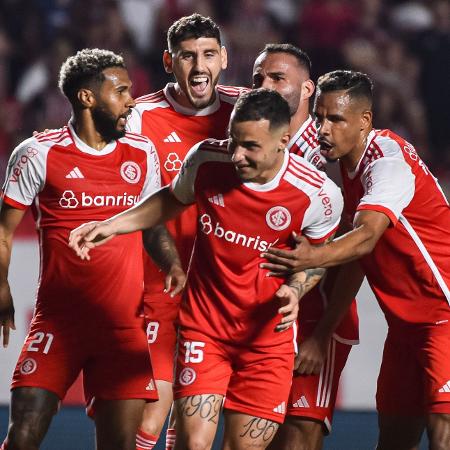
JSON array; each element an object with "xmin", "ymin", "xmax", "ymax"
[
  {"xmin": 138, "ymin": 301, "xmax": 180, "ymax": 448},
  {"xmin": 422, "ymin": 333, "xmax": 450, "ymax": 450},
  {"xmin": 165, "ymin": 405, "xmax": 177, "ymax": 450},
  {"xmin": 173, "ymin": 394, "xmax": 223, "ymax": 450},
  {"xmin": 3, "ymin": 387, "xmax": 59, "ymax": 450},
  {"xmin": 172, "ymin": 329, "xmax": 232, "ymax": 449},
  {"xmin": 94, "ymin": 399, "xmax": 146, "ymax": 450},
  {"xmin": 268, "ymin": 416, "xmax": 324, "ymax": 450},
  {"xmin": 85, "ymin": 324, "xmax": 158, "ymax": 450},
  {"xmin": 376, "ymin": 331, "xmax": 425, "ymax": 450},
  {"xmin": 4, "ymin": 319, "xmax": 81, "ymax": 449},
  {"xmin": 223, "ymin": 411, "xmax": 279, "ymax": 450}
]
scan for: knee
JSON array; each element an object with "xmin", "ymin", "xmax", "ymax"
[
  {"xmin": 182, "ymin": 435, "xmax": 214, "ymax": 450},
  {"xmin": 428, "ymin": 414, "xmax": 450, "ymax": 450},
  {"xmin": 6, "ymin": 422, "xmax": 41, "ymax": 450}
]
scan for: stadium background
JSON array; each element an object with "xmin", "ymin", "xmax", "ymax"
[{"xmin": 0, "ymin": 0, "xmax": 448, "ymax": 448}]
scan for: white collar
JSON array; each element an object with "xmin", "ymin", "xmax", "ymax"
[{"xmin": 68, "ymin": 121, "xmax": 117, "ymax": 156}]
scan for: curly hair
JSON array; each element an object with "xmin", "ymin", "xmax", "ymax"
[{"xmin": 58, "ymin": 48, "xmax": 125, "ymax": 105}]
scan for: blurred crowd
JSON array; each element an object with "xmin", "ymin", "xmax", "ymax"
[{"xmin": 0, "ymin": 0, "xmax": 449, "ymax": 181}]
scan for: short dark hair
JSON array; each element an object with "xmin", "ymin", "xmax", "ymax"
[
  {"xmin": 167, "ymin": 14, "xmax": 221, "ymax": 51},
  {"xmin": 58, "ymin": 48, "xmax": 125, "ymax": 105},
  {"xmin": 317, "ymin": 70, "xmax": 373, "ymax": 106},
  {"xmin": 258, "ymin": 43, "xmax": 311, "ymax": 75},
  {"xmin": 232, "ymin": 88, "xmax": 290, "ymax": 130}
]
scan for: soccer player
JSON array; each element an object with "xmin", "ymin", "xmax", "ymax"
[
  {"xmin": 0, "ymin": 49, "xmax": 162, "ymax": 450},
  {"xmin": 125, "ymin": 14, "xmax": 246, "ymax": 449},
  {"xmin": 69, "ymin": 89, "xmax": 344, "ymax": 450},
  {"xmin": 252, "ymin": 44, "xmax": 359, "ymax": 450},
  {"xmin": 261, "ymin": 70, "xmax": 450, "ymax": 450}
]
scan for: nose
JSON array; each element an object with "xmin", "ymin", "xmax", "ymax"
[
  {"xmin": 318, "ymin": 119, "xmax": 330, "ymax": 137},
  {"xmin": 193, "ymin": 54, "xmax": 206, "ymax": 72},
  {"xmin": 260, "ymin": 77, "xmax": 275, "ymax": 90},
  {"xmin": 230, "ymin": 145, "xmax": 245, "ymax": 164}
]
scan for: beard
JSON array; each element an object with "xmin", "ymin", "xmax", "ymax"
[{"xmin": 91, "ymin": 105, "xmax": 126, "ymax": 142}]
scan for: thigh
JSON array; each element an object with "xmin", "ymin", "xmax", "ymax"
[
  {"xmin": 376, "ymin": 332, "xmax": 424, "ymax": 415},
  {"xmin": 84, "ymin": 323, "xmax": 157, "ymax": 412},
  {"xmin": 173, "ymin": 329, "xmax": 232, "ymax": 401},
  {"xmin": 223, "ymin": 411, "xmax": 279, "ymax": 450},
  {"xmin": 225, "ymin": 342, "xmax": 294, "ymax": 424},
  {"xmin": 174, "ymin": 394, "xmax": 223, "ymax": 450},
  {"xmin": 287, "ymin": 338, "xmax": 351, "ymax": 434},
  {"xmin": 6, "ymin": 387, "xmax": 60, "ymax": 447},
  {"xmin": 12, "ymin": 318, "xmax": 82, "ymax": 399},
  {"xmin": 94, "ymin": 398, "xmax": 146, "ymax": 450},
  {"xmin": 377, "ymin": 414, "xmax": 424, "ymax": 450},
  {"xmin": 144, "ymin": 299, "xmax": 180, "ymax": 382},
  {"xmin": 419, "ymin": 333, "xmax": 450, "ymax": 414}
]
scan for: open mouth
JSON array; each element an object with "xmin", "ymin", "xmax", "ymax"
[
  {"xmin": 190, "ymin": 76, "xmax": 209, "ymax": 96},
  {"xmin": 319, "ymin": 140, "xmax": 333, "ymax": 153}
]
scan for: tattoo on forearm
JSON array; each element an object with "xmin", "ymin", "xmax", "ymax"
[
  {"xmin": 239, "ymin": 417, "xmax": 278, "ymax": 442},
  {"xmin": 143, "ymin": 225, "xmax": 181, "ymax": 273},
  {"xmin": 289, "ymin": 267, "xmax": 326, "ymax": 299},
  {"xmin": 179, "ymin": 395, "xmax": 222, "ymax": 424}
]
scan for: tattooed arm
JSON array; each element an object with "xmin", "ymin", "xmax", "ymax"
[
  {"xmin": 143, "ymin": 225, "xmax": 186, "ymax": 297},
  {"xmin": 274, "ymin": 236, "xmax": 332, "ymax": 332}
]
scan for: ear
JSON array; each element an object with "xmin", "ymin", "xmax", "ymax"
[
  {"xmin": 361, "ymin": 110, "xmax": 372, "ymax": 131},
  {"xmin": 77, "ymin": 88, "xmax": 95, "ymax": 108},
  {"xmin": 279, "ymin": 129, "xmax": 291, "ymax": 150},
  {"xmin": 220, "ymin": 46, "xmax": 228, "ymax": 70},
  {"xmin": 301, "ymin": 79, "xmax": 315, "ymax": 101},
  {"xmin": 163, "ymin": 50, "xmax": 173, "ymax": 74}
]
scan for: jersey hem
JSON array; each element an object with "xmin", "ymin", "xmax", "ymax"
[
  {"xmin": 2, "ymin": 194, "xmax": 29, "ymax": 210},
  {"xmin": 357, "ymin": 204, "xmax": 397, "ymax": 225}
]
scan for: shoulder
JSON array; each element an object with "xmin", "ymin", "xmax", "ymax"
[
  {"xmin": 284, "ymin": 153, "xmax": 327, "ymax": 193},
  {"xmin": 33, "ymin": 126, "xmax": 72, "ymax": 149},
  {"xmin": 198, "ymin": 138, "xmax": 229, "ymax": 155},
  {"xmin": 217, "ymin": 85, "xmax": 249, "ymax": 105},
  {"xmin": 133, "ymin": 89, "xmax": 170, "ymax": 114}
]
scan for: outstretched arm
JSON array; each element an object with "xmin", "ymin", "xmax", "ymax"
[
  {"xmin": 143, "ymin": 225, "xmax": 186, "ymax": 297},
  {"xmin": 69, "ymin": 186, "xmax": 188, "ymax": 260},
  {"xmin": 0, "ymin": 205, "xmax": 26, "ymax": 347},
  {"xmin": 261, "ymin": 209, "xmax": 390, "ymax": 274}
]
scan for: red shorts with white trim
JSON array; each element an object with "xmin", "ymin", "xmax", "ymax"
[
  {"xmin": 173, "ymin": 329, "xmax": 295, "ymax": 423},
  {"xmin": 287, "ymin": 335, "xmax": 352, "ymax": 433},
  {"xmin": 376, "ymin": 328, "xmax": 450, "ymax": 415},
  {"xmin": 143, "ymin": 296, "xmax": 181, "ymax": 382},
  {"xmin": 12, "ymin": 315, "xmax": 158, "ymax": 405}
]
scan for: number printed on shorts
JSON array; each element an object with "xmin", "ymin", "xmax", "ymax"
[
  {"xmin": 27, "ymin": 332, "xmax": 54, "ymax": 354},
  {"xmin": 146, "ymin": 321, "xmax": 160, "ymax": 344},
  {"xmin": 184, "ymin": 341, "xmax": 205, "ymax": 363}
]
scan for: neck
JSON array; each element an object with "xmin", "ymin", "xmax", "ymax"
[
  {"xmin": 289, "ymin": 104, "xmax": 310, "ymax": 138},
  {"xmin": 254, "ymin": 150, "xmax": 286, "ymax": 184},
  {"xmin": 341, "ymin": 129, "xmax": 372, "ymax": 172},
  {"xmin": 71, "ymin": 112, "xmax": 109, "ymax": 151}
]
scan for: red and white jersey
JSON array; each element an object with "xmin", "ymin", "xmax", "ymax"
[
  {"xmin": 2, "ymin": 123, "xmax": 160, "ymax": 325},
  {"xmin": 289, "ymin": 117, "xmax": 359, "ymax": 344},
  {"xmin": 127, "ymin": 83, "xmax": 247, "ymax": 300},
  {"xmin": 288, "ymin": 116, "xmax": 326, "ymax": 170},
  {"xmin": 171, "ymin": 139, "xmax": 343, "ymax": 345},
  {"xmin": 341, "ymin": 129, "xmax": 450, "ymax": 330}
]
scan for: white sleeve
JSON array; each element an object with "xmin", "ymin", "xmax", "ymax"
[
  {"xmin": 304, "ymin": 146, "xmax": 326, "ymax": 171},
  {"xmin": 170, "ymin": 142, "xmax": 203, "ymax": 205},
  {"xmin": 301, "ymin": 176, "xmax": 343, "ymax": 243},
  {"xmin": 126, "ymin": 108, "xmax": 143, "ymax": 134},
  {"xmin": 2, "ymin": 137, "xmax": 46, "ymax": 208},
  {"xmin": 358, "ymin": 157, "xmax": 415, "ymax": 224},
  {"xmin": 140, "ymin": 140, "xmax": 161, "ymax": 198}
]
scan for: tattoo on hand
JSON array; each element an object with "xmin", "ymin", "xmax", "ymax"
[
  {"xmin": 179, "ymin": 395, "xmax": 222, "ymax": 424},
  {"xmin": 239, "ymin": 417, "xmax": 278, "ymax": 442}
]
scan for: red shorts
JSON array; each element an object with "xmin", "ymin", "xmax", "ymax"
[
  {"xmin": 173, "ymin": 329, "xmax": 295, "ymax": 423},
  {"xmin": 287, "ymin": 335, "xmax": 352, "ymax": 433},
  {"xmin": 12, "ymin": 315, "xmax": 158, "ymax": 405},
  {"xmin": 143, "ymin": 296, "xmax": 181, "ymax": 382},
  {"xmin": 376, "ymin": 328, "xmax": 450, "ymax": 415}
]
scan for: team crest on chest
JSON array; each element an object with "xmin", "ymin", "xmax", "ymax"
[
  {"xmin": 266, "ymin": 206, "xmax": 291, "ymax": 231},
  {"xmin": 120, "ymin": 161, "xmax": 141, "ymax": 184}
]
